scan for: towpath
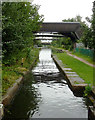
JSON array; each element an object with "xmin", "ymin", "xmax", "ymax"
[{"xmin": 65, "ymin": 50, "xmax": 95, "ymax": 68}]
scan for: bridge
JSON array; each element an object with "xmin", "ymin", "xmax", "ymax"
[
  {"xmin": 34, "ymin": 22, "xmax": 81, "ymax": 41},
  {"xmin": 35, "ymin": 38, "xmax": 58, "ymax": 41},
  {"xmin": 34, "ymin": 34, "xmax": 64, "ymax": 38}
]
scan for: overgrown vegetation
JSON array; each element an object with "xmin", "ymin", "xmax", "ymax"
[
  {"xmin": 51, "ymin": 37, "xmax": 74, "ymax": 50},
  {"xmin": 2, "ymin": 2, "xmax": 43, "ymax": 66},
  {"xmin": 2, "ymin": 47, "xmax": 39, "ymax": 95},
  {"xmin": 84, "ymin": 85, "xmax": 92, "ymax": 97},
  {"xmin": 2, "ymin": 2, "xmax": 43, "ymax": 95}
]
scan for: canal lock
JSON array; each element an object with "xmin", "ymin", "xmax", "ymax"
[{"xmin": 2, "ymin": 48, "xmax": 91, "ymax": 119}]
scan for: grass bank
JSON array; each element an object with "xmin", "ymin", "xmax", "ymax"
[
  {"xmin": 2, "ymin": 48, "xmax": 39, "ymax": 96},
  {"xmin": 51, "ymin": 46, "xmax": 95, "ymax": 65},
  {"xmin": 54, "ymin": 52, "xmax": 93, "ymax": 85},
  {"xmin": 71, "ymin": 51, "xmax": 95, "ymax": 65}
]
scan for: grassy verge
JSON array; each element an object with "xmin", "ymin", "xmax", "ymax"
[
  {"xmin": 55, "ymin": 52, "xmax": 93, "ymax": 85},
  {"xmin": 71, "ymin": 51, "xmax": 95, "ymax": 65},
  {"xmin": 2, "ymin": 48, "xmax": 39, "ymax": 96},
  {"xmin": 51, "ymin": 46, "xmax": 95, "ymax": 65}
]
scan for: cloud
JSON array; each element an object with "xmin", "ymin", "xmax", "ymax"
[{"xmin": 33, "ymin": 0, "xmax": 93, "ymax": 22}]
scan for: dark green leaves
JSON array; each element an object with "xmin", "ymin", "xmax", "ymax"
[{"xmin": 2, "ymin": 2, "xmax": 43, "ymax": 65}]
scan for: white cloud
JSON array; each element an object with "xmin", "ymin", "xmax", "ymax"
[{"xmin": 33, "ymin": 0, "xmax": 94, "ymax": 22}]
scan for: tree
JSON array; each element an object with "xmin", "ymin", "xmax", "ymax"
[
  {"xmin": 62, "ymin": 15, "xmax": 93, "ymax": 49},
  {"xmin": 2, "ymin": 2, "xmax": 43, "ymax": 65},
  {"xmin": 62, "ymin": 15, "xmax": 82, "ymax": 23},
  {"xmin": 51, "ymin": 37, "xmax": 73, "ymax": 50},
  {"xmin": 92, "ymin": 1, "xmax": 95, "ymax": 50}
]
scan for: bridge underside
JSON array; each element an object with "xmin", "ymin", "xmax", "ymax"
[{"xmin": 35, "ymin": 22, "xmax": 81, "ymax": 40}]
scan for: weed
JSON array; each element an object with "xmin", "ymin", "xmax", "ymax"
[
  {"xmin": 2, "ymin": 48, "xmax": 39, "ymax": 95},
  {"xmin": 3, "ymin": 75, "xmax": 9, "ymax": 82},
  {"xmin": 84, "ymin": 85, "xmax": 92, "ymax": 97},
  {"xmin": 74, "ymin": 81, "xmax": 80, "ymax": 84}
]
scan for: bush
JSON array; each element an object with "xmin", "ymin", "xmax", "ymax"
[{"xmin": 84, "ymin": 85, "xmax": 92, "ymax": 97}]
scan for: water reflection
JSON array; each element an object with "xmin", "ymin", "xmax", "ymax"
[
  {"xmin": 3, "ymin": 48, "xmax": 88, "ymax": 119},
  {"xmin": 3, "ymin": 72, "xmax": 41, "ymax": 119},
  {"xmin": 31, "ymin": 48, "xmax": 88, "ymax": 118}
]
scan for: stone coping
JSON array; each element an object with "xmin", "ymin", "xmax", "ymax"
[
  {"xmin": 52, "ymin": 54, "xmax": 95, "ymax": 118},
  {"xmin": 0, "ymin": 56, "xmax": 39, "ymax": 119},
  {"xmin": 52, "ymin": 54, "xmax": 87, "ymax": 96}
]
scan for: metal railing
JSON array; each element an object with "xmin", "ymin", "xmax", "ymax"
[{"xmin": 75, "ymin": 48, "xmax": 94, "ymax": 58}]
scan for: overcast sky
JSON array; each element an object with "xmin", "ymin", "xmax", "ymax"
[{"xmin": 33, "ymin": 0, "xmax": 94, "ymax": 22}]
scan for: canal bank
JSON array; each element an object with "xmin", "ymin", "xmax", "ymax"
[
  {"xmin": 52, "ymin": 54, "xmax": 87, "ymax": 96},
  {"xmin": 1, "ymin": 55, "xmax": 39, "ymax": 120},
  {"xmin": 2, "ymin": 48, "xmax": 89, "ymax": 119},
  {"xmin": 51, "ymin": 52, "xmax": 95, "ymax": 119}
]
